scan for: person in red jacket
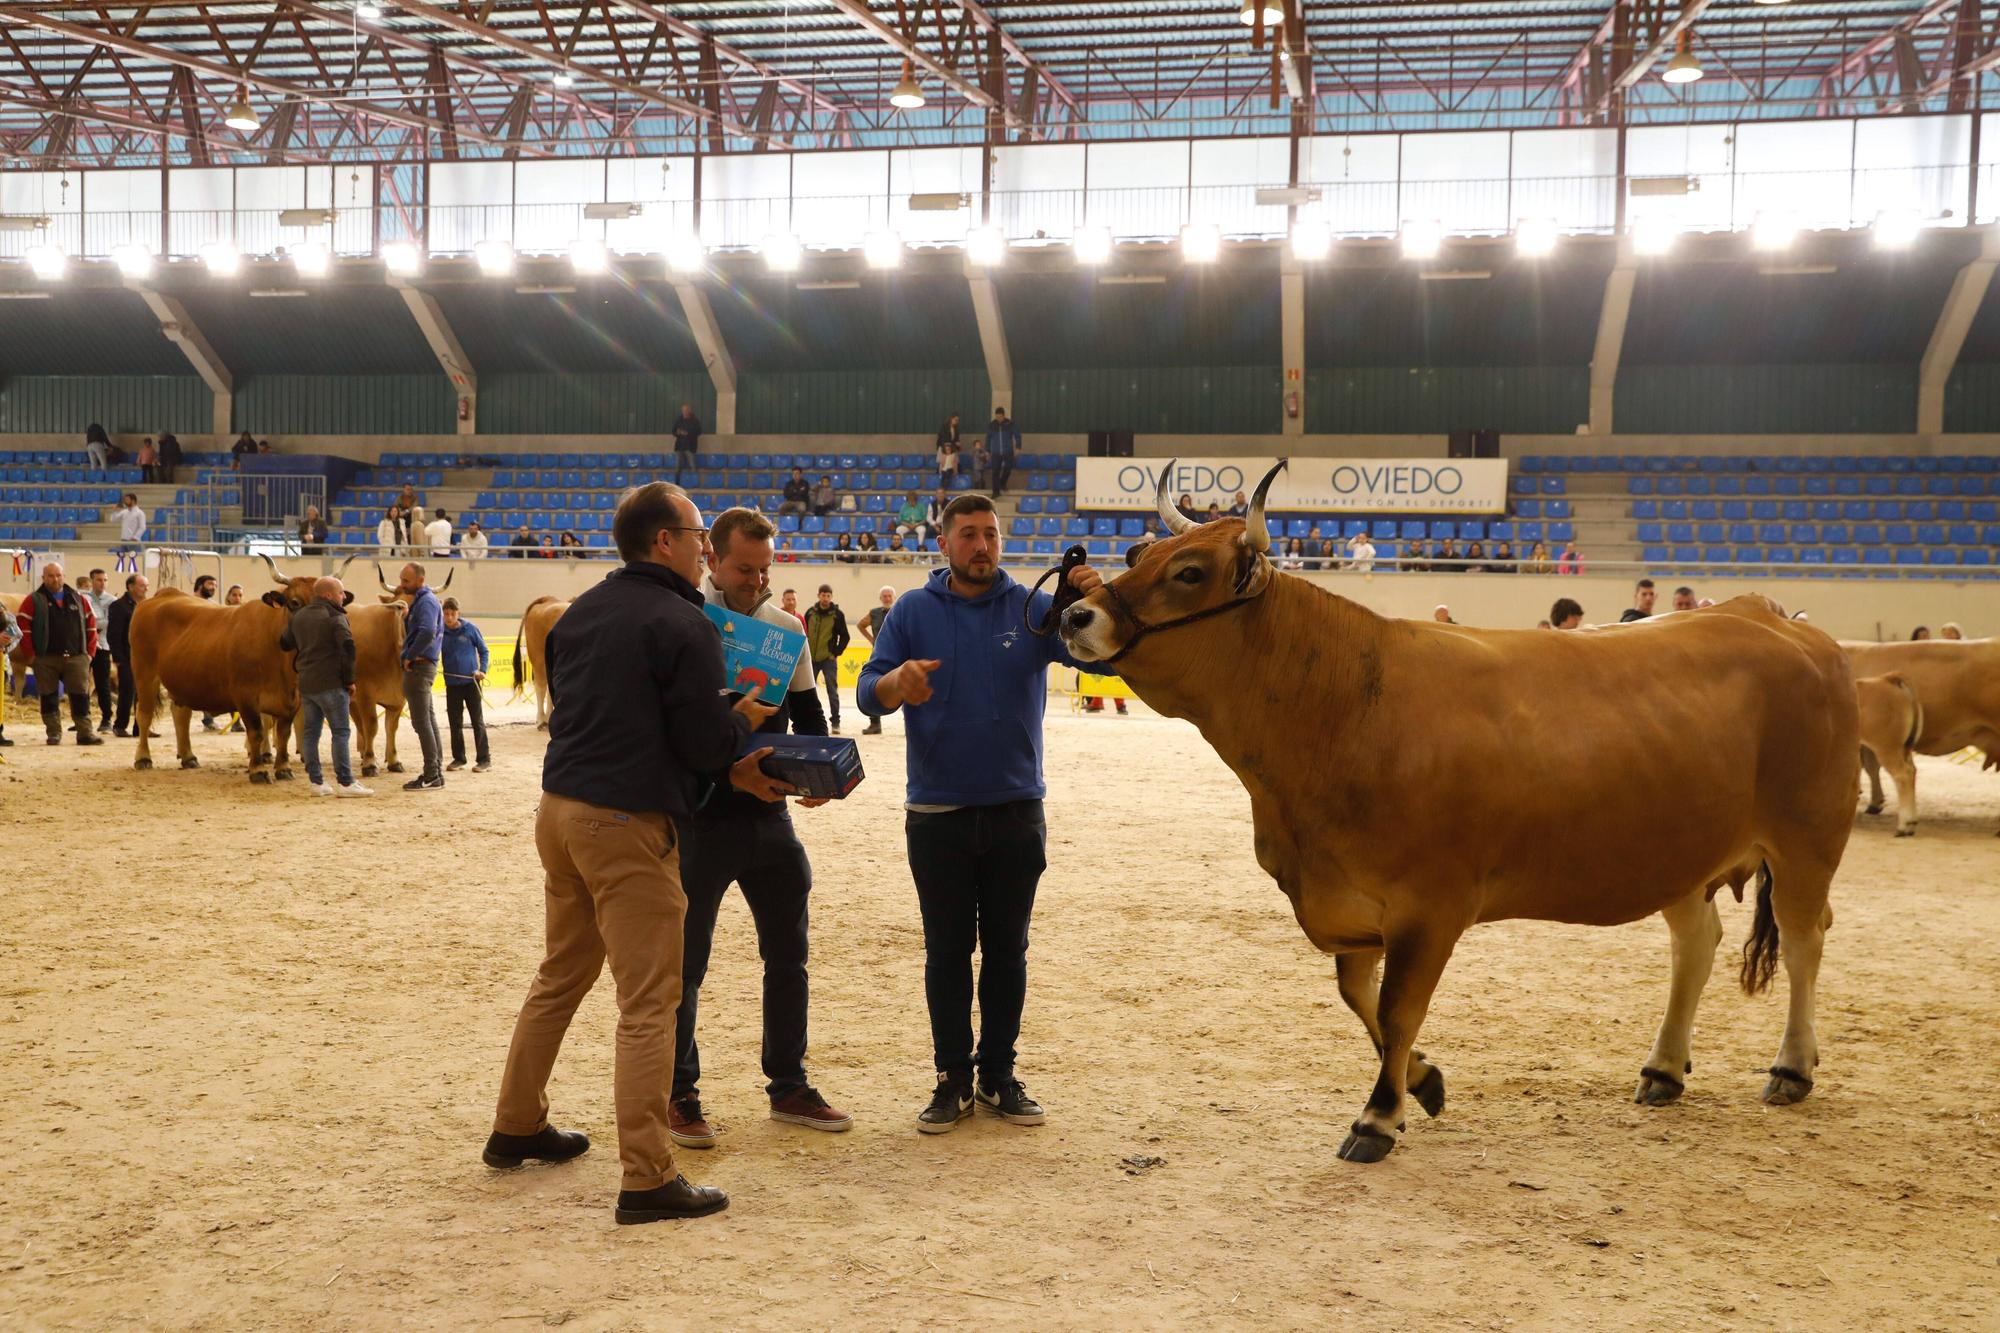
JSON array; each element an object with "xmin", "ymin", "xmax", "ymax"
[{"xmin": 17, "ymin": 560, "xmax": 103, "ymax": 746}]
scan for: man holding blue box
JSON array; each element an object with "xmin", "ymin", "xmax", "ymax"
[
  {"xmin": 858, "ymin": 493, "xmax": 1104, "ymax": 1133},
  {"xmin": 668, "ymin": 507, "xmax": 851, "ymax": 1148}
]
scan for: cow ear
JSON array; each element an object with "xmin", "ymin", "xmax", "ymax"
[
  {"xmin": 261, "ymin": 590, "xmax": 288, "ymax": 608},
  {"xmin": 342, "ymin": 591, "xmax": 355, "ymax": 606},
  {"xmin": 1124, "ymin": 540, "xmax": 1153, "ymax": 569}
]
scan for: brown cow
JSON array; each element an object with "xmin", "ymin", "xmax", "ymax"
[
  {"xmin": 1854, "ymin": 674, "xmax": 1922, "ymax": 836},
  {"xmin": 259, "ymin": 557, "xmax": 409, "ymax": 777},
  {"xmin": 1840, "ymin": 638, "xmax": 2000, "ymax": 830},
  {"xmin": 1058, "ymin": 461, "xmax": 1858, "ymax": 1163},
  {"xmin": 511, "ymin": 595, "xmax": 570, "ymax": 728},
  {"xmin": 130, "ymin": 586, "xmax": 300, "ymax": 781}
]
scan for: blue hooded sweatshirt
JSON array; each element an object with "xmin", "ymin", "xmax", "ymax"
[{"xmin": 857, "ymin": 566, "xmax": 1100, "ymax": 807}]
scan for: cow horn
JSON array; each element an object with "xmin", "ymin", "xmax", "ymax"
[
  {"xmin": 439, "ymin": 566, "xmax": 454, "ymax": 590},
  {"xmin": 258, "ymin": 553, "xmax": 290, "ymax": 586},
  {"xmin": 1154, "ymin": 463, "xmax": 1196, "ymax": 537},
  {"xmin": 375, "ymin": 562, "xmax": 394, "ymax": 593},
  {"xmin": 336, "ymin": 554, "xmax": 359, "ymax": 577},
  {"xmin": 1241, "ymin": 458, "xmax": 1288, "ymax": 554}
]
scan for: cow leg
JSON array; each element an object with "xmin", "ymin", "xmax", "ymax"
[
  {"xmin": 536, "ymin": 682, "xmax": 550, "ymax": 729},
  {"xmin": 1859, "ymin": 747, "xmax": 1886, "ymax": 815},
  {"xmin": 1760, "ymin": 855, "xmax": 1835, "ymax": 1106},
  {"xmin": 384, "ymin": 707, "xmax": 404, "ymax": 773},
  {"xmin": 1886, "ymin": 750, "xmax": 1919, "ymax": 836},
  {"xmin": 133, "ymin": 670, "xmax": 159, "ymax": 769},
  {"xmin": 172, "ymin": 704, "xmax": 198, "ymax": 768},
  {"xmin": 1635, "ymin": 887, "xmax": 1723, "ymax": 1106},
  {"xmin": 269, "ymin": 713, "xmax": 295, "ymax": 780},
  {"xmin": 352, "ymin": 698, "xmax": 378, "ymax": 777},
  {"xmin": 244, "ymin": 712, "xmax": 270, "ymax": 783},
  {"xmin": 1339, "ymin": 925, "xmax": 1459, "ymax": 1164},
  {"xmin": 1334, "ymin": 950, "xmax": 1445, "ymax": 1118}
]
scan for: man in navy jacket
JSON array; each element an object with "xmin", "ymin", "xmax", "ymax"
[{"xmin": 394, "ymin": 562, "xmax": 446, "ymax": 789}]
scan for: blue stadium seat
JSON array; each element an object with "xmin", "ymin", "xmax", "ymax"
[
  {"xmin": 1692, "ymin": 500, "xmax": 1719, "ymax": 521},
  {"xmin": 1633, "ymin": 500, "xmax": 1658, "ymax": 519},
  {"xmin": 1540, "ymin": 477, "xmax": 1565, "ymax": 495},
  {"xmin": 1459, "ymin": 521, "xmax": 1485, "ymax": 541},
  {"xmin": 1516, "ymin": 500, "xmax": 1541, "ymax": 518},
  {"xmin": 1628, "ymin": 477, "xmax": 1654, "ymax": 496},
  {"xmin": 1019, "ymin": 496, "xmax": 1042, "ymax": 515},
  {"xmin": 1790, "ymin": 524, "xmax": 1819, "ymax": 544},
  {"xmin": 1657, "ymin": 477, "xmax": 1684, "ymax": 496},
  {"xmin": 1066, "ymin": 519, "xmax": 1091, "ymax": 538},
  {"xmin": 1663, "ymin": 500, "xmax": 1689, "ymax": 520},
  {"xmin": 1667, "ymin": 523, "xmax": 1695, "ymax": 543},
  {"xmin": 1429, "ymin": 520, "xmax": 1457, "ymax": 540},
  {"xmin": 1046, "ymin": 497, "xmax": 1071, "ymax": 516},
  {"xmin": 1698, "ymin": 523, "xmax": 1724, "ymax": 543},
  {"xmin": 1045, "ymin": 519, "xmax": 1068, "ymax": 537}
]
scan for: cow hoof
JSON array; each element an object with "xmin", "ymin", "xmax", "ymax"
[
  {"xmin": 1411, "ymin": 1066, "xmax": 1446, "ymax": 1118},
  {"xmin": 361, "ymin": 764, "xmax": 378, "ymax": 778},
  {"xmin": 387, "ymin": 761, "xmax": 406, "ymax": 774},
  {"xmin": 1863, "ymin": 803, "xmax": 1884, "ymax": 816},
  {"xmin": 1761, "ymin": 1067, "xmax": 1814, "ymax": 1106},
  {"xmin": 536, "ymin": 722, "xmax": 549, "ymax": 732},
  {"xmin": 248, "ymin": 771, "xmax": 270, "ymax": 785},
  {"xmin": 180, "ymin": 757, "xmax": 200, "ymax": 770},
  {"xmin": 1634, "ymin": 1067, "xmax": 1686, "ymax": 1106},
  {"xmin": 134, "ymin": 757, "xmax": 153, "ymax": 771},
  {"xmin": 1337, "ymin": 1124, "xmax": 1396, "ymax": 1164},
  {"xmin": 273, "ymin": 769, "xmax": 294, "ymax": 782},
  {"xmin": 1895, "ymin": 827, "xmax": 1915, "ymax": 838}
]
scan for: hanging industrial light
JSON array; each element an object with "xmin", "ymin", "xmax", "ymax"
[
  {"xmin": 889, "ymin": 61, "xmax": 926, "ymax": 110},
  {"xmin": 1661, "ymin": 31, "xmax": 1703, "ymax": 85},
  {"xmin": 224, "ymin": 88, "xmax": 261, "ymax": 132},
  {"xmin": 1238, "ymin": 0, "xmax": 1286, "ymax": 25}
]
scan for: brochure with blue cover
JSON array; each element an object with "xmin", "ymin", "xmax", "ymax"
[{"xmin": 704, "ymin": 603, "xmax": 807, "ymax": 705}]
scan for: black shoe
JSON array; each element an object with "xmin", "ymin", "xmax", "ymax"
[
  {"xmin": 615, "ymin": 1174, "xmax": 729, "ymax": 1224},
  {"xmin": 482, "ymin": 1125, "xmax": 590, "ymax": 1170},
  {"xmin": 446, "ymin": 759, "xmax": 465, "ymax": 771},
  {"xmin": 862, "ymin": 720, "xmax": 882, "ymax": 735},
  {"xmin": 0, "ymin": 733, "xmax": 12, "ymax": 747},
  {"xmin": 45, "ymin": 734, "xmax": 60, "ymax": 746},
  {"xmin": 404, "ymin": 774, "xmax": 445, "ymax": 791},
  {"xmin": 473, "ymin": 761, "xmax": 490, "ymax": 772},
  {"xmin": 917, "ymin": 1074, "xmax": 974, "ymax": 1134},
  {"xmin": 976, "ymin": 1078, "xmax": 1047, "ymax": 1126},
  {"xmin": 76, "ymin": 733, "xmax": 104, "ymax": 747}
]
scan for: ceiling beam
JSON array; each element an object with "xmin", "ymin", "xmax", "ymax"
[
  {"xmin": 816, "ymin": 0, "xmax": 1030, "ymax": 130},
  {"xmin": 1605, "ymin": 0, "xmax": 1716, "ymax": 106},
  {"xmin": 605, "ymin": 0, "xmax": 846, "ymax": 118},
  {"xmin": 944, "ymin": 0, "xmax": 1079, "ymax": 110}
]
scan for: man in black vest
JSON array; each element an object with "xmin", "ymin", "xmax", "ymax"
[
  {"xmin": 18, "ymin": 561, "xmax": 104, "ymax": 746},
  {"xmin": 108, "ymin": 573, "xmax": 149, "ymax": 737}
]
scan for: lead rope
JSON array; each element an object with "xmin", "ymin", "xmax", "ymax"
[{"xmin": 1024, "ymin": 543, "xmax": 1090, "ymax": 637}]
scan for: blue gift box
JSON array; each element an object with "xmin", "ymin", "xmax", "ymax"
[{"xmin": 746, "ymin": 733, "xmax": 866, "ymax": 800}]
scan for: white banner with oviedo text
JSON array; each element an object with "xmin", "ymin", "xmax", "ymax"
[{"xmin": 1074, "ymin": 457, "xmax": 1508, "ymax": 514}]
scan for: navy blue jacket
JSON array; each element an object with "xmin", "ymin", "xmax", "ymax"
[{"xmin": 401, "ymin": 585, "xmax": 443, "ymax": 664}]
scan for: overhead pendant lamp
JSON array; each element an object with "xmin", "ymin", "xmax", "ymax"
[
  {"xmin": 1661, "ymin": 31, "xmax": 1703, "ymax": 85},
  {"xmin": 224, "ymin": 88, "xmax": 261, "ymax": 132},
  {"xmin": 1238, "ymin": 0, "xmax": 1286, "ymax": 25},
  {"xmin": 889, "ymin": 61, "xmax": 925, "ymax": 110}
]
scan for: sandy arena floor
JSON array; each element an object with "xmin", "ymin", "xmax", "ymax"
[{"xmin": 3, "ymin": 699, "xmax": 1998, "ymax": 1331}]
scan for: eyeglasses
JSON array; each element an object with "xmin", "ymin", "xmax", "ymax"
[{"xmin": 662, "ymin": 525, "xmax": 709, "ymax": 540}]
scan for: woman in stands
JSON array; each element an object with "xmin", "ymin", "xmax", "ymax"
[
  {"xmin": 1523, "ymin": 540, "xmax": 1554, "ymax": 575},
  {"xmin": 833, "ymin": 532, "xmax": 857, "ymax": 564},
  {"xmin": 855, "ymin": 530, "xmax": 881, "ymax": 563},
  {"xmin": 558, "ymin": 531, "xmax": 584, "ymax": 552},
  {"xmin": 137, "ymin": 437, "xmax": 158, "ymax": 485},
  {"xmin": 1278, "ymin": 538, "xmax": 1306, "ymax": 571},
  {"xmin": 231, "ymin": 431, "xmax": 258, "ymax": 470},
  {"xmin": 1942, "ymin": 622, "xmax": 1966, "ymax": 640},
  {"xmin": 1489, "ymin": 539, "xmax": 1518, "ymax": 574},
  {"xmin": 1462, "ymin": 540, "xmax": 1489, "ymax": 573},
  {"xmin": 85, "ymin": 423, "xmax": 112, "ymax": 471},
  {"xmin": 1557, "ymin": 539, "xmax": 1584, "ymax": 575},
  {"xmin": 935, "ymin": 413, "xmax": 962, "ymax": 487},
  {"xmin": 1911, "ymin": 626, "xmax": 1932, "ymax": 641},
  {"xmin": 377, "ymin": 507, "xmax": 402, "ymax": 556}
]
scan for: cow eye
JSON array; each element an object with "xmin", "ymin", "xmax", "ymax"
[{"xmin": 1174, "ymin": 566, "xmax": 1205, "ymax": 585}]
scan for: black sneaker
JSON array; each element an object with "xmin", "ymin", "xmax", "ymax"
[
  {"xmin": 403, "ymin": 774, "xmax": 445, "ymax": 791},
  {"xmin": 916, "ymin": 1074, "xmax": 973, "ymax": 1134},
  {"xmin": 975, "ymin": 1079, "xmax": 1046, "ymax": 1126},
  {"xmin": 446, "ymin": 759, "xmax": 465, "ymax": 771}
]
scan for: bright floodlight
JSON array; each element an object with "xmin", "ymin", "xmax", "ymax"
[
  {"xmin": 966, "ymin": 225, "xmax": 1006, "ymax": 266},
  {"xmin": 1181, "ymin": 222, "xmax": 1221, "ymax": 263},
  {"xmin": 569, "ymin": 237, "xmax": 609, "ymax": 273},
  {"xmin": 1631, "ymin": 214, "xmax": 1678, "ymax": 256},
  {"xmin": 1074, "ymin": 225, "xmax": 1113, "ymax": 264},
  {"xmin": 382, "ymin": 241, "xmax": 422, "ymax": 276},
  {"xmin": 863, "ymin": 230, "xmax": 902, "ymax": 269},
  {"xmin": 1752, "ymin": 213, "xmax": 1798, "ymax": 251},
  {"xmin": 1290, "ymin": 220, "xmax": 1332, "ymax": 261},
  {"xmin": 474, "ymin": 239, "xmax": 515, "ymax": 276},
  {"xmin": 1874, "ymin": 210, "xmax": 1923, "ymax": 250},
  {"xmin": 111, "ymin": 243, "xmax": 153, "ymax": 279},
  {"xmin": 1515, "ymin": 218, "xmax": 1559, "ymax": 257},
  {"xmin": 665, "ymin": 231, "xmax": 706, "ymax": 273},
  {"xmin": 553, "ymin": 71, "xmax": 575, "ymax": 89},
  {"xmin": 24, "ymin": 244, "xmax": 65, "ymax": 280},
  {"xmin": 201, "ymin": 240, "xmax": 242, "ymax": 276},
  {"xmin": 1401, "ymin": 219, "xmax": 1443, "ymax": 260},
  {"xmin": 1238, "ymin": 0, "xmax": 1285, "ymax": 24},
  {"xmin": 292, "ymin": 241, "xmax": 332, "ymax": 277},
  {"xmin": 761, "ymin": 232, "xmax": 802, "ymax": 272},
  {"xmin": 356, "ymin": 1, "xmax": 382, "ymax": 18}
]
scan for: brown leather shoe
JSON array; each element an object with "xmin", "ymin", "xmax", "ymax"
[
  {"xmin": 770, "ymin": 1086, "xmax": 852, "ymax": 1133},
  {"xmin": 616, "ymin": 1174, "xmax": 728, "ymax": 1224},
  {"xmin": 668, "ymin": 1093, "xmax": 716, "ymax": 1149}
]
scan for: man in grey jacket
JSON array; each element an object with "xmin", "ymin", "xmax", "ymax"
[{"xmin": 280, "ymin": 576, "xmax": 371, "ymax": 797}]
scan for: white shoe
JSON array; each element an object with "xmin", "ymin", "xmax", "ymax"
[
  {"xmin": 309, "ymin": 782, "xmax": 336, "ymax": 797},
  {"xmin": 335, "ymin": 782, "xmax": 374, "ymax": 798}
]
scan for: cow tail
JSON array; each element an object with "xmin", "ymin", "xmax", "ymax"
[
  {"xmin": 1738, "ymin": 861, "xmax": 1779, "ymax": 996},
  {"xmin": 1892, "ymin": 674, "xmax": 1923, "ymax": 752},
  {"xmin": 511, "ymin": 634, "xmax": 528, "ymax": 701}
]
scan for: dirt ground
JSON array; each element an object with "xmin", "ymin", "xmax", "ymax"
[{"xmin": 3, "ymin": 697, "xmax": 1998, "ymax": 1332}]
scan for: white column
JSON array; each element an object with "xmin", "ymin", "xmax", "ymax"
[
  {"xmin": 128, "ymin": 285, "xmax": 233, "ymax": 442},
  {"xmin": 391, "ymin": 281, "xmax": 479, "ymax": 436},
  {"xmin": 1280, "ymin": 253, "xmax": 1305, "ymax": 437},
  {"xmin": 1588, "ymin": 240, "xmax": 1639, "ymax": 436},
  {"xmin": 1919, "ymin": 225, "xmax": 2000, "ymax": 437},
  {"xmin": 673, "ymin": 281, "xmax": 739, "ymax": 435},
  {"xmin": 966, "ymin": 260, "xmax": 1014, "ymax": 410}
]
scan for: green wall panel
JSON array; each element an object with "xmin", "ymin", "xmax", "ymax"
[
  {"xmin": 1943, "ymin": 362, "xmax": 2000, "ymax": 432},
  {"xmin": 478, "ymin": 373, "xmax": 716, "ymax": 436},
  {"xmin": 738, "ymin": 370, "xmax": 992, "ymax": 435},
  {"xmin": 1304, "ymin": 367, "xmax": 1586, "ymax": 435},
  {"xmin": 1012, "ymin": 366, "xmax": 1280, "ymax": 434},
  {"xmin": 233, "ymin": 375, "xmax": 457, "ymax": 436},
  {"xmin": 1615, "ymin": 365, "xmax": 1915, "ymax": 434},
  {"xmin": 0, "ymin": 376, "xmax": 209, "ymax": 435}
]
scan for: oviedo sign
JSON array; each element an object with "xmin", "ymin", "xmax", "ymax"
[{"xmin": 1074, "ymin": 457, "xmax": 1509, "ymax": 514}]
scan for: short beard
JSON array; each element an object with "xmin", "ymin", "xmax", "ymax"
[{"xmin": 948, "ymin": 557, "xmax": 997, "ymax": 588}]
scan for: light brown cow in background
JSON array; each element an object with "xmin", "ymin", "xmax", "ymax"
[
  {"xmin": 261, "ymin": 557, "xmax": 410, "ymax": 777},
  {"xmin": 1841, "ymin": 638, "xmax": 2000, "ymax": 831},
  {"xmin": 1059, "ymin": 461, "xmax": 1858, "ymax": 1164},
  {"xmin": 512, "ymin": 595, "xmax": 571, "ymax": 728},
  {"xmin": 1855, "ymin": 674, "xmax": 1922, "ymax": 836}
]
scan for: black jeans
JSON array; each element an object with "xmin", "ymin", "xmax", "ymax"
[
  {"xmin": 994, "ymin": 454, "xmax": 1014, "ymax": 495},
  {"xmin": 445, "ymin": 679, "xmax": 489, "ymax": 764},
  {"xmin": 113, "ymin": 654, "xmax": 136, "ymax": 732},
  {"xmin": 674, "ymin": 449, "xmax": 695, "ymax": 483},
  {"xmin": 906, "ymin": 800, "xmax": 1047, "ymax": 1086},
  {"xmin": 674, "ymin": 811, "xmax": 813, "ymax": 1100},
  {"xmin": 813, "ymin": 657, "xmax": 840, "ymax": 725},
  {"xmin": 90, "ymin": 649, "xmax": 112, "ymax": 725}
]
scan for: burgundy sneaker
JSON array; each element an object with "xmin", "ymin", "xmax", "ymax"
[
  {"xmin": 770, "ymin": 1086, "xmax": 853, "ymax": 1133},
  {"xmin": 668, "ymin": 1093, "xmax": 716, "ymax": 1149}
]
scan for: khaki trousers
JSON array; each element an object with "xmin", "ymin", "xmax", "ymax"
[{"xmin": 494, "ymin": 794, "xmax": 686, "ymax": 1190}]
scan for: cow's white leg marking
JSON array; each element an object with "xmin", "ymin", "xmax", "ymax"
[
  {"xmin": 1886, "ymin": 751, "xmax": 1919, "ymax": 835},
  {"xmin": 1636, "ymin": 887, "xmax": 1723, "ymax": 1105},
  {"xmin": 1762, "ymin": 855, "xmax": 1834, "ymax": 1105}
]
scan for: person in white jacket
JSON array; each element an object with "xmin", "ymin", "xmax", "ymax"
[
  {"xmin": 460, "ymin": 520, "xmax": 489, "ymax": 559},
  {"xmin": 424, "ymin": 508, "xmax": 453, "ymax": 557},
  {"xmin": 1346, "ymin": 532, "xmax": 1377, "ymax": 573},
  {"xmin": 376, "ymin": 506, "xmax": 403, "ymax": 557},
  {"xmin": 115, "ymin": 493, "xmax": 146, "ymax": 550}
]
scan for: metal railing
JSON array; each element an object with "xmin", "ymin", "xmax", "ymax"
[{"xmin": 236, "ymin": 475, "xmax": 325, "ymax": 527}]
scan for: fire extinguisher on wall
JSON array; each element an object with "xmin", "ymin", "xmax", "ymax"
[
  {"xmin": 457, "ymin": 396, "xmax": 471, "ymax": 422},
  {"xmin": 1284, "ymin": 390, "xmax": 1300, "ymax": 419}
]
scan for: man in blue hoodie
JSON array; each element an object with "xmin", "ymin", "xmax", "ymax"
[
  {"xmin": 395, "ymin": 561, "xmax": 446, "ymax": 790},
  {"xmin": 440, "ymin": 597, "xmax": 491, "ymax": 773},
  {"xmin": 858, "ymin": 493, "xmax": 1103, "ymax": 1134}
]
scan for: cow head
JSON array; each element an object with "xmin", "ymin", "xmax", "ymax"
[
  {"xmin": 1060, "ymin": 459, "xmax": 1286, "ymax": 666},
  {"xmin": 262, "ymin": 553, "xmax": 362, "ymax": 610}
]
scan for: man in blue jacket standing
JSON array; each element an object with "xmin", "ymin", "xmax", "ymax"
[
  {"xmin": 858, "ymin": 493, "xmax": 1103, "ymax": 1133},
  {"xmin": 440, "ymin": 596, "xmax": 491, "ymax": 773},
  {"xmin": 985, "ymin": 406, "xmax": 1021, "ymax": 497},
  {"xmin": 395, "ymin": 561, "xmax": 446, "ymax": 790}
]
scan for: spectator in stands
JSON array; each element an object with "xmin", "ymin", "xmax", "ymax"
[
  {"xmin": 1346, "ymin": 532, "xmax": 1377, "ymax": 572},
  {"xmin": 108, "ymin": 574, "xmax": 148, "ymax": 737},
  {"xmin": 804, "ymin": 585, "xmax": 850, "ymax": 734},
  {"xmin": 558, "ymin": 531, "xmax": 584, "ymax": 552},
  {"xmin": 440, "ymin": 597, "xmax": 491, "ymax": 774},
  {"xmin": 925, "ymin": 487, "xmax": 951, "ymax": 541},
  {"xmin": 887, "ymin": 533, "xmax": 910, "ymax": 561},
  {"xmin": 1942, "ymin": 622, "xmax": 1966, "ymax": 640},
  {"xmin": 1672, "ymin": 586, "xmax": 1697, "ymax": 612},
  {"xmin": 832, "ymin": 532, "xmax": 856, "ymax": 563},
  {"xmin": 19, "ymin": 561, "xmax": 103, "ymax": 746},
  {"xmin": 396, "ymin": 482, "xmax": 419, "ymax": 514},
  {"xmin": 1523, "ymin": 540, "xmax": 1554, "ymax": 574},
  {"xmin": 299, "ymin": 505, "xmax": 329, "ymax": 554},
  {"xmin": 137, "ymin": 438, "xmax": 158, "ymax": 484},
  {"xmin": 1203, "ymin": 502, "xmax": 1223, "ymax": 524},
  {"xmin": 895, "ymin": 491, "xmax": 927, "ymax": 539},
  {"xmin": 511, "ymin": 524, "xmax": 536, "ymax": 557},
  {"xmin": 461, "ymin": 520, "xmax": 489, "ymax": 559},
  {"xmin": 1432, "ymin": 537, "xmax": 1459, "ymax": 569},
  {"xmin": 537, "ymin": 535, "xmax": 558, "ymax": 558},
  {"xmin": 781, "ymin": 468, "xmax": 811, "ymax": 516},
  {"xmin": 1176, "ymin": 492, "xmax": 1198, "ymax": 521},
  {"xmin": 1490, "ymin": 539, "xmax": 1517, "ymax": 574},
  {"xmin": 231, "ymin": 431, "xmax": 258, "ymax": 470},
  {"xmin": 157, "ymin": 431, "xmax": 182, "ymax": 483},
  {"xmin": 1911, "ymin": 626, "xmax": 1932, "ymax": 641},
  {"xmin": 377, "ymin": 507, "xmax": 403, "ymax": 556},
  {"xmin": 812, "ymin": 474, "xmax": 838, "ymax": 517},
  {"xmin": 987, "ymin": 407, "xmax": 1020, "ymax": 497},
  {"xmin": 1433, "ymin": 605, "xmax": 1456, "ymax": 624},
  {"xmin": 257, "ymin": 440, "xmax": 272, "ymax": 455},
  {"xmin": 426, "ymin": 507, "xmax": 453, "ymax": 557},
  {"xmin": 116, "ymin": 494, "xmax": 146, "ymax": 551},
  {"xmin": 969, "ymin": 437, "xmax": 991, "ymax": 492},
  {"xmin": 85, "ymin": 422, "xmax": 112, "ymax": 471},
  {"xmin": 673, "ymin": 403, "xmax": 702, "ymax": 483},
  {"xmin": 1278, "ymin": 538, "xmax": 1306, "ymax": 571},
  {"xmin": 82, "ymin": 568, "xmax": 115, "ymax": 734},
  {"xmin": 1304, "ymin": 525, "xmax": 1329, "ymax": 569},
  {"xmin": 1550, "ymin": 597, "xmax": 1584, "ymax": 630},
  {"xmin": 856, "ymin": 531, "xmax": 881, "ymax": 562},
  {"xmin": 1557, "ymin": 539, "xmax": 1584, "ymax": 575},
  {"xmin": 935, "ymin": 413, "xmax": 962, "ymax": 487},
  {"xmin": 1226, "ymin": 491, "xmax": 1249, "ymax": 519},
  {"xmin": 225, "ymin": 584, "xmax": 244, "ymax": 606},
  {"xmin": 1463, "ymin": 540, "xmax": 1489, "ymax": 573},
  {"xmin": 1619, "ymin": 578, "xmax": 1657, "ymax": 623}
]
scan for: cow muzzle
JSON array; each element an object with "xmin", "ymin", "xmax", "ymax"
[{"xmin": 1059, "ymin": 598, "xmax": 1115, "ymax": 662}]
